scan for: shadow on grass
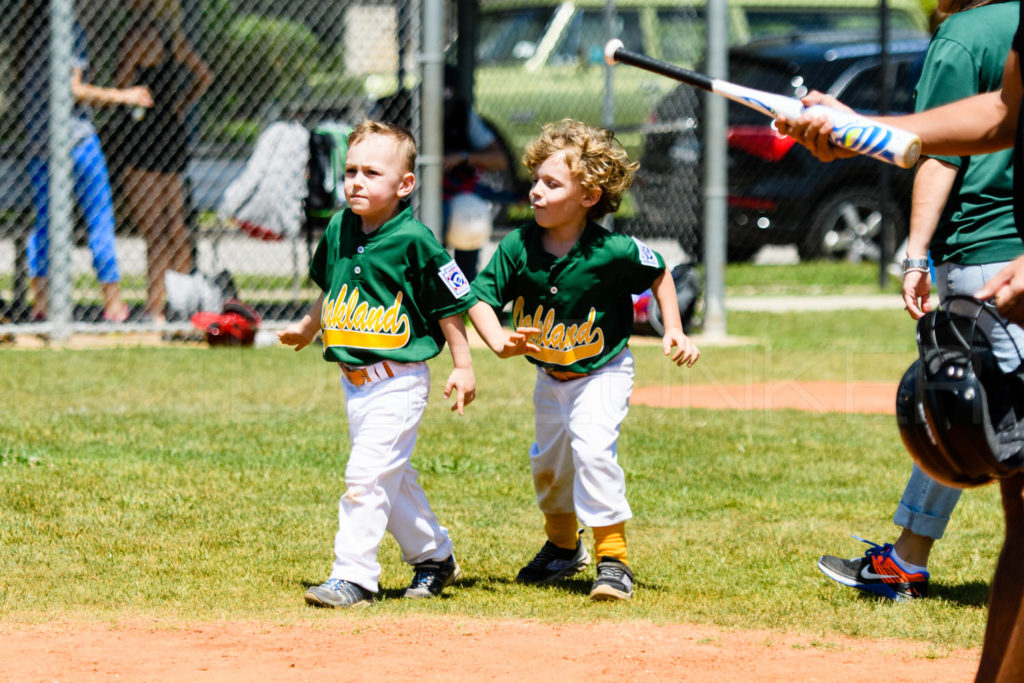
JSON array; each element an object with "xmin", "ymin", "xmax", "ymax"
[
  {"xmin": 928, "ymin": 581, "xmax": 990, "ymax": 607},
  {"xmin": 847, "ymin": 580, "xmax": 990, "ymax": 607},
  {"xmin": 300, "ymin": 574, "xmax": 605, "ymax": 600}
]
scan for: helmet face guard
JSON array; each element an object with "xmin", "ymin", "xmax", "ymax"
[{"xmin": 902, "ymin": 296, "xmax": 1024, "ymax": 489}]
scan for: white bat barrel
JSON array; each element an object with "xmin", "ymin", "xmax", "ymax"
[{"xmin": 805, "ymin": 105, "xmax": 922, "ymax": 169}]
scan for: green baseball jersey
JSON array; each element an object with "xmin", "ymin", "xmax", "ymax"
[
  {"xmin": 472, "ymin": 221, "xmax": 665, "ymax": 373},
  {"xmin": 309, "ymin": 206, "xmax": 477, "ymax": 365},
  {"xmin": 914, "ymin": 1, "xmax": 1021, "ymax": 266}
]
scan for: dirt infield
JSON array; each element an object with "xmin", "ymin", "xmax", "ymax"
[
  {"xmin": 1, "ymin": 616, "xmax": 978, "ymax": 682},
  {"xmin": 632, "ymin": 380, "xmax": 896, "ymax": 414}
]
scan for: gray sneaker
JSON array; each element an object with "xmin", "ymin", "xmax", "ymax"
[
  {"xmin": 589, "ymin": 557, "xmax": 634, "ymax": 601},
  {"xmin": 515, "ymin": 530, "xmax": 590, "ymax": 585},
  {"xmin": 304, "ymin": 578, "xmax": 373, "ymax": 608},
  {"xmin": 404, "ymin": 554, "xmax": 462, "ymax": 599}
]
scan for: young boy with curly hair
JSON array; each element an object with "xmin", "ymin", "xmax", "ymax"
[{"xmin": 468, "ymin": 118, "xmax": 701, "ymax": 600}]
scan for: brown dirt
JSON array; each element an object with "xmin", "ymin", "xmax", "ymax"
[
  {"xmin": 632, "ymin": 380, "xmax": 896, "ymax": 414},
  {"xmin": 0, "ymin": 616, "xmax": 978, "ymax": 682}
]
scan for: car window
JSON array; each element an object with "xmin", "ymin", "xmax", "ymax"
[
  {"xmin": 744, "ymin": 9, "xmax": 921, "ymax": 37},
  {"xmin": 477, "ymin": 7, "xmax": 559, "ymax": 65},
  {"xmin": 656, "ymin": 9, "xmax": 706, "ymax": 66},
  {"xmin": 839, "ymin": 60, "xmax": 918, "ymax": 113},
  {"xmin": 549, "ymin": 9, "xmax": 643, "ymax": 66}
]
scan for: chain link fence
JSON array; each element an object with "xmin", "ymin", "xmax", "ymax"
[
  {"xmin": 0, "ymin": 0, "xmax": 419, "ymax": 332},
  {"xmin": 472, "ymin": 0, "xmax": 931, "ymax": 264},
  {"xmin": 0, "ymin": 0, "xmax": 932, "ymax": 336}
]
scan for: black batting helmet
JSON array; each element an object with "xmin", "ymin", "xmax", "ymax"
[{"xmin": 900, "ymin": 296, "xmax": 1024, "ymax": 489}]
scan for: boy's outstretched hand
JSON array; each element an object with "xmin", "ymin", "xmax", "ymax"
[
  {"xmin": 278, "ymin": 324, "xmax": 316, "ymax": 351},
  {"xmin": 663, "ymin": 328, "xmax": 700, "ymax": 367},
  {"xmin": 444, "ymin": 367, "xmax": 477, "ymax": 415},
  {"xmin": 497, "ymin": 327, "xmax": 542, "ymax": 358}
]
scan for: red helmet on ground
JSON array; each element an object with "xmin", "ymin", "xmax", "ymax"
[{"xmin": 190, "ymin": 299, "xmax": 261, "ymax": 346}]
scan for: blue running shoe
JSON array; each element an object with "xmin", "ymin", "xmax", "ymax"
[{"xmin": 817, "ymin": 537, "xmax": 929, "ymax": 600}]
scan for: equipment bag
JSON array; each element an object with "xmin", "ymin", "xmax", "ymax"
[{"xmin": 306, "ymin": 121, "xmax": 352, "ymax": 225}]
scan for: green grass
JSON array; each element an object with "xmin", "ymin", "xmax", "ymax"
[
  {"xmin": 0, "ymin": 308, "xmax": 997, "ymax": 654},
  {"xmin": 724, "ymin": 260, "xmax": 905, "ymax": 296}
]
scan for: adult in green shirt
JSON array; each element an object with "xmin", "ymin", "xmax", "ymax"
[{"xmin": 817, "ymin": 0, "xmax": 1024, "ymax": 601}]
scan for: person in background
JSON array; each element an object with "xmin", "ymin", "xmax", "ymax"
[
  {"xmin": 16, "ymin": 0, "xmax": 153, "ymax": 322},
  {"xmin": 775, "ymin": 3, "xmax": 1024, "ymax": 675},
  {"xmin": 442, "ymin": 64, "xmax": 510, "ymax": 281},
  {"xmin": 117, "ymin": 0, "xmax": 212, "ymax": 323},
  {"xmin": 817, "ymin": 0, "xmax": 1023, "ymax": 602}
]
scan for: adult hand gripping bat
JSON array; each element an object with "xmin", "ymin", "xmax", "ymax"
[{"xmin": 604, "ymin": 39, "xmax": 921, "ymax": 169}]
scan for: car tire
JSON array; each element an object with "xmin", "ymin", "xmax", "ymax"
[{"xmin": 799, "ymin": 187, "xmax": 907, "ymax": 262}]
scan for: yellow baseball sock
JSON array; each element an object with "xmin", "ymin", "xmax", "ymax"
[
  {"xmin": 593, "ymin": 522, "xmax": 628, "ymax": 566},
  {"xmin": 544, "ymin": 512, "xmax": 580, "ymax": 550}
]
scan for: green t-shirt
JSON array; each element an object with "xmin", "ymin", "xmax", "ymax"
[
  {"xmin": 914, "ymin": 1, "xmax": 1022, "ymax": 265},
  {"xmin": 472, "ymin": 222, "xmax": 665, "ymax": 374},
  {"xmin": 309, "ymin": 206, "xmax": 477, "ymax": 365}
]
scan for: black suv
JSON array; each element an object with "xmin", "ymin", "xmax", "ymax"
[{"xmin": 630, "ymin": 31, "xmax": 930, "ymax": 261}]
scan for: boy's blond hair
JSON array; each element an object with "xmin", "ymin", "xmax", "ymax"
[
  {"xmin": 523, "ymin": 118, "xmax": 639, "ymax": 220},
  {"xmin": 347, "ymin": 120, "xmax": 418, "ymax": 173}
]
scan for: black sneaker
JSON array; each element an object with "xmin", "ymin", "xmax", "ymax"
[
  {"xmin": 589, "ymin": 557, "xmax": 634, "ymax": 601},
  {"xmin": 515, "ymin": 530, "xmax": 590, "ymax": 585},
  {"xmin": 817, "ymin": 537, "xmax": 929, "ymax": 601},
  {"xmin": 304, "ymin": 578, "xmax": 373, "ymax": 608},
  {"xmin": 403, "ymin": 554, "xmax": 462, "ymax": 599}
]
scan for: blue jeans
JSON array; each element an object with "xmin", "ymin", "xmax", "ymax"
[
  {"xmin": 894, "ymin": 260, "xmax": 1024, "ymax": 539},
  {"xmin": 27, "ymin": 133, "xmax": 120, "ymax": 283}
]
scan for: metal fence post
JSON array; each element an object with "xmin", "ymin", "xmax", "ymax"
[
  {"xmin": 419, "ymin": 0, "xmax": 444, "ymax": 241},
  {"xmin": 48, "ymin": 0, "xmax": 74, "ymax": 341},
  {"xmin": 703, "ymin": 0, "xmax": 728, "ymax": 339}
]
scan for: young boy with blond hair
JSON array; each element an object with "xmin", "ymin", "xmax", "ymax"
[
  {"xmin": 280, "ymin": 120, "xmax": 493, "ymax": 607},
  {"xmin": 468, "ymin": 118, "xmax": 701, "ymax": 600}
]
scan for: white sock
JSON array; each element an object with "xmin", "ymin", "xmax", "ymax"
[{"xmin": 890, "ymin": 547, "xmax": 927, "ymax": 574}]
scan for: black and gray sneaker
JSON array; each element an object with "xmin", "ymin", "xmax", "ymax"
[
  {"xmin": 304, "ymin": 578, "xmax": 373, "ymax": 608},
  {"xmin": 404, "ymin": 554, "xmax": 462, "ymax": 599},
  {"xmin": 817, "ymin": 537, "xmax": 929, "ymax": 601},
  {"xmin": 589, "ymin": 557, "xmax": 634, "ymax": 601},
  {"xmin": 515, "ymin": 531, "xmax": 590, "ymax": 585}
]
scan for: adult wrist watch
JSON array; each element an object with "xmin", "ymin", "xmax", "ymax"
[{"xmin": 902, "ymin": 257, "xmax": 930, "ymax": 273}]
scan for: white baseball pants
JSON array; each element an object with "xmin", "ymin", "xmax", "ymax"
[
  {"xmin": 328, "ymin": 361, "xmax": 454, "ymax": 592},
  {"xmin": 530, "ymin": 349, "xmax": 634, "ymax": 528}
]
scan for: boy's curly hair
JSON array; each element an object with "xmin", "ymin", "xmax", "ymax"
[
  {"xmin": 348, "ymin": 119, "xmax": 418, "ymax": 173},
  {"xmin": 523, "ymin": 118, "xmax": 639, "ymax": 220}
]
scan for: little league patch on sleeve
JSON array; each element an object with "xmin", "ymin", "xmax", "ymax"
[
  {"xmin": 632, "ymin": 237, "xmax": 660, "ymax": 267},
  {"xmin": 439, "ymin": 260, "xmax": 472, "ymax": 298}
]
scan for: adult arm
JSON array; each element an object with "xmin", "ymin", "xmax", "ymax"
[
  {"xmin": 72, "ymin": 66, "xmax": 152, "ymax": 108},
  {"xmin": 172, "ymin": 32, "xmax": 214, "ymax": 116},
  {"xmin": 903, "ymin": 157, "xmax": 958, "ymax": 319},
  {"xmin": 775, "ymin": 49, "xmax": 1022, "ymax": 160}
]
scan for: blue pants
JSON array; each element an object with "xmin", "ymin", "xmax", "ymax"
[
  {"xmin": 894, "ymin": 260, "xmax": 1024, "ymax": 539},
  {"xmin": 27, "ymin": 133, "xmax": 120, "ymax": 283}
]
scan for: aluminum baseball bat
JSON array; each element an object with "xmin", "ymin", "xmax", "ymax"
[{"xmin": 604, "ymin": 39, "xmax": 921, "ymax": 169}]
